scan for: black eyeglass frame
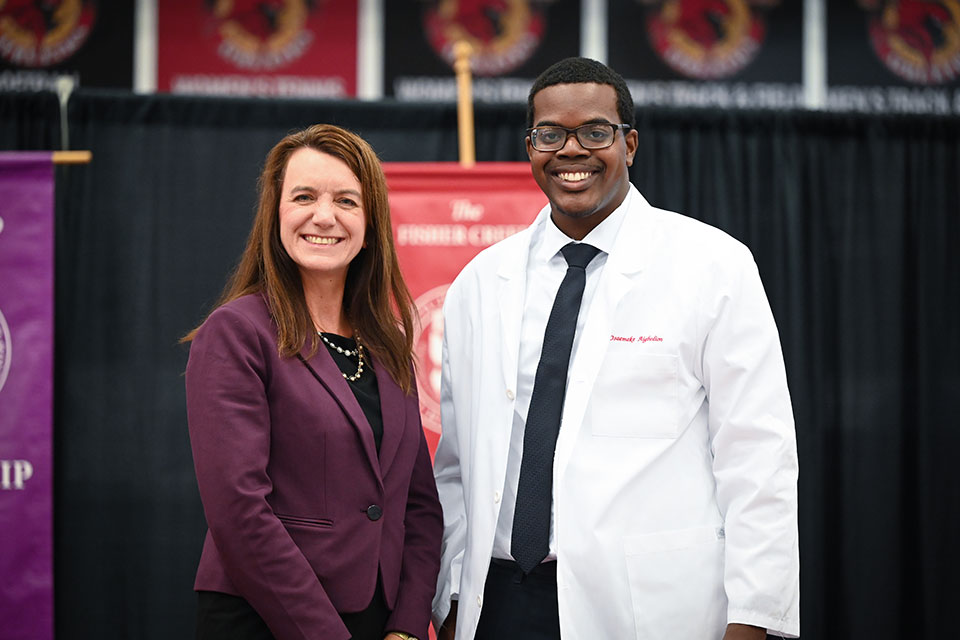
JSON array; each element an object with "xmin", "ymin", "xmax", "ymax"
[{"xmin": 526, "ymin": 123, "xmax": 632, "ymax": 151}]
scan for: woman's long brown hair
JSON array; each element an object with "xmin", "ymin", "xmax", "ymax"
[{"xmin": 183, "ymin": 124, "xmax": 418, "ymax": 394}]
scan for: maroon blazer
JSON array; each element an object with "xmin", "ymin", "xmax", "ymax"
[{"xmin": 186, "ymin": 294, "xmax": 442, "ymax": 640}]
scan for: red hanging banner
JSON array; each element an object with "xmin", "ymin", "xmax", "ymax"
[
  {"xmin": 158, "ymin": 0, "xmax": 357, "ymax": 98},
  {"xmin": 385, "ymin": 162, "xmax": 546, "ymax": 456}
]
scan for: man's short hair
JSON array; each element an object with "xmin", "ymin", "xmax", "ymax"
[{"xmin": 527, "ymin": 57, "xmax": 635, "ymax": 129}]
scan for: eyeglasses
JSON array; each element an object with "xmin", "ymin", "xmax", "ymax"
[{"xmin": 526, "ymin": 123, "xmax": 631, "ymax": 152}]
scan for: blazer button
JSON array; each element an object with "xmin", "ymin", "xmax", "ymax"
[{"xmin": 366, "ymin": 505, "xmax": 383, "ymax": 521}]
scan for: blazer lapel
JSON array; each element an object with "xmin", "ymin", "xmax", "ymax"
[
  {"xmin": 374, "ymin": 356, "xmax": 405, "ymax": 477},
  {"xmin": 298, "ymin": 345, "xmax": 382, "ymax": 488}
]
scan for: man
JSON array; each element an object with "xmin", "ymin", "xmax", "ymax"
[{"xmin": 432, "ymin": 57, "xmax": 799, "ymax": 640}]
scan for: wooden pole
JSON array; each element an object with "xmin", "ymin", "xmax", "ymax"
[
  {"xmin": 52, "ymin": 151, "xmax": 92, "ymax": 164},
  {"xmin": 453, "ymin": 41, "xmax": 475, "ymax": 168}
]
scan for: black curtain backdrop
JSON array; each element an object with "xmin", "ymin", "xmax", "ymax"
[
  {"xmin": 0, "ymin": 91, "xmax": 60, "ymax": 148},
  {"xmin": 1, "ymin": 89, "xmax": 957, "ymax": 639}
]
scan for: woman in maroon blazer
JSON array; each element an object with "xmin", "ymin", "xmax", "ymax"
[{"xmin": 184, "ymin": 124, "xmax": 442, "ymax": 640}]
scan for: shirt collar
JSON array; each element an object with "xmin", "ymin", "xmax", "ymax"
[{"xmin": 534, "ymin": 186, "xmax": 633, "ymax": 264}]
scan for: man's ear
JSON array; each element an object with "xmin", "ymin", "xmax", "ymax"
[
  {"xmin": 526, "ymin": 136, "xmax": 534, "ymax": 161},
  {"xmin": 625, "ymin": 128, "xmax": 639, "ymax": 167}
]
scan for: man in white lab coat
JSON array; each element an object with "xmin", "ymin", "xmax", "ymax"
[{"xmin": 432, "ymin": 57, "xmax": 799, "ymax": 640}]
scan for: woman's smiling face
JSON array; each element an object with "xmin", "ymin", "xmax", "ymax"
[{"xmin": 278, "ymin": 147, "xmax": 366, "ymax": 283}]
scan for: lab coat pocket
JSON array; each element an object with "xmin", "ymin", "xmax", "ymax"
[
  {"xmin": 623, "ymin": 525, "xmax": 727, "ymax": 639},
  {"xmin": 591, "ymin": 353, "xmax": 679, "ymax": 438}
]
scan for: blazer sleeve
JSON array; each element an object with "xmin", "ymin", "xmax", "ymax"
[
  {"xmin": 431, "ymin": 284, "xmax": 469, "ymax": 629},
  {"xmin": 186, "ymin": 305, "xmax": 351, "ymax": 640},
  {"xmin": 700, "ymin": 246, "xmax": 801, "ymax": 638},
  {"xmin": 385, "ymin": 384, "xmax": 444, "ymax": 639}
]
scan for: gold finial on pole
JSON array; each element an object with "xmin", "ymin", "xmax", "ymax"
[
  {"xmin": 453, "ymin": 40, "xmax": 476, "ymax": 168},
  {"xmin": 52, "ymin": 151, "xmax": 92, "ymax": 164}
]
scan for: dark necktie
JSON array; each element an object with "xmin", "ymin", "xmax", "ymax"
[{"xmin": 511, "ymin": 241, "xmax": 601, "ymax": 574}]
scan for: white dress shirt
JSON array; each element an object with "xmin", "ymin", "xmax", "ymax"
[{"xmin": 491, "ymin": 189, "xmax": 632, "ymax": 562}]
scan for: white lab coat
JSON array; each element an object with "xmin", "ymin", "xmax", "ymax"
[{"xmin": 432, "ymin": 186, "xmax": 799, "ymax": 639}]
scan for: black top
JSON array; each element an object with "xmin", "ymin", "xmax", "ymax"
[{"xmin": 321, "ymin": 333, "xmax": 384, "ymax": 453}]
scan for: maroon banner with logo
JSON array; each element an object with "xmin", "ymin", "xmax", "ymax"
[
  {"xmin": 385, "ymin": 162, "xmax": 546, "ymax": 455},
  {"xmin": 827, "ymin": 0, "xmax": 960, "ymax": 114},
  {"xmin": 0, "ymin": 1, "xmax": 133, "ymax": 91},
  {"xmin": 384, "ymin": 0, "xmax": 580, "ymax": 102},
  {"xmin": 608, "ymin": 0, "xmax": 804, "ymax": 110},
  {"xmin": 0, "ymin": 152, "xmax": 55, "ymax": 640},
  {"xmin": 158, "ymin": 0, "xmax": 357, "ymax": 97}
]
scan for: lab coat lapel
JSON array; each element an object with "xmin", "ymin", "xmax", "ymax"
[
  {"xmin": 554, "ymin": 190, "xmax": 651, "ymax": 480},
  {"xmin": 298, "ymin": 344, "xmax": 383, "ymax": 489},
  {"xmin": 497, "ymin": 220, "xmax": 539, "ymax": 394}
]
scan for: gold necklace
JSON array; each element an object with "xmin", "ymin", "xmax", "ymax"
[{"xmin": 318, "ymin": 331, "xmax": 365, "ymax": 381}]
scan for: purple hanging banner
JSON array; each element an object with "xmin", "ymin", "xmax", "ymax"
[{"xmin": 0, "ymin": 151, "xmax": 55, "ymax": 640}]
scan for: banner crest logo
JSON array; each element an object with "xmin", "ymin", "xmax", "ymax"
[
  {"xmin": 0, "ymin": 307, "xmax": 11, "ymax": 393},
  {"xmin": 642, "ymin": 0, "xmax": 777, "ymax": 79},
  {"xmin": 0, "ymin": 0, "xmax": 96, "ymax": 67},
  {"xmin": 424, "ymin": 0, "xmax": 548, "ymax": 76},
  {"xmin": 208, "ymin": 0, "xmax": 316, "ymax": 70},
  {"xmin": 413, "ymin": 284, "xmax": 448, "ymax": 435},
  {"xmin": 859, "ymin": 0, "xmax": 960, "ymax": 85}
]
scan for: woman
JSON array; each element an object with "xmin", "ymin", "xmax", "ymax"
[{"xmin": 184, "ymin": 124, "xmax": 442, "ymax": 640}]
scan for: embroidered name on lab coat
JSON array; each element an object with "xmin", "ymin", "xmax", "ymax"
[{"xmin": 610, "ymin": 335, "xmax": 663, "ymax": 343}]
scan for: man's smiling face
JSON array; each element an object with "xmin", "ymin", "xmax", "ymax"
[{"xmin": 526, "ymin": 82, "xmax": 638, "ymax": 240}]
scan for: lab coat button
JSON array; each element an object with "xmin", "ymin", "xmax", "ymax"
[
  {"xmin": 366, "ymin": 505, "xmax": 383, "ymax": 521},
  {"xmin": 477, "ymin": 595, "xmax": 482, "ymax": 607},
  {"xmin": 494, "ymin": 491, "xmax": 501, "ymax": 503},
  {"xmin": 506, "ymin": 389, "xmax": 515, "ymax": 400}
]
